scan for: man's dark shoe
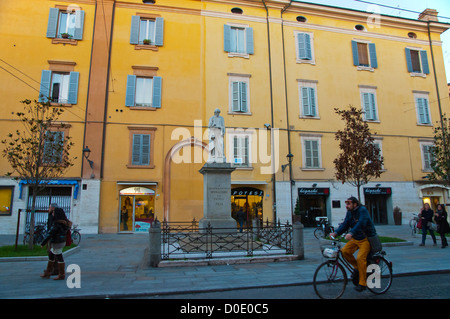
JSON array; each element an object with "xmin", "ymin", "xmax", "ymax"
[
  {"xmin": 351, "ymin": 270, "xmax": 359, "ymax": 286},
  {"xmin": 354, "ymin": 285, "xmax": 366, "ymax": 292}
]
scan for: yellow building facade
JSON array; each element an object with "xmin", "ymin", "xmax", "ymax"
[{"xmin": 0, "ymin": 0, "xmax": 449, "ymax": 234}]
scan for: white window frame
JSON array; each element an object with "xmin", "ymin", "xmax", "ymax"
[
  {"xmin": 301, "ymin": 135, "xmax": 323, "ymax": 170},
  {"xmin": 298, "ymin": 80, "xmax": 319, "ymax": 118},
  {"xmin": 228, "ymin": 74, "xmax": 251, "ymax": 115},
  {"xmin": 138, "ymin": 18, "xmax": 156, "ymax": 45},
  {"xmin": 50, "ymin": 72, "xmax": 70, "ymax": 104},
  {"xmin": 135, "ymin": 77, "xmax": 154, "ymax": 107},
  {"xmin": 414, "ymin": 92, "xmax": 432, "ymax": 126},
  {"xmin": 226, "ymin": 23, "xmax": 250, "ymax": 58},
  {"xmin": 294, "ymin": 31, "xmax": 315, "ymax": 65},
  {"xmin": 419, "ymin": 140, "xmax": 434, "ymax": 172},
  {"xmin": 227, "ymin": 129, "xmax": 255, "ymax": 169},
  {"xmin": 359, "ymin": 86, "xmax": 379, "ymax": 122},
  {"xmin": 57, "ymin": 11, "xmax": 76, "ymax": 38}
]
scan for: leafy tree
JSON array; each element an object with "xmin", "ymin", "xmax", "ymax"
[
  {"xmin": 427, "ymin": 116, "xmax": 450, "ymax": 186},
  {"xmin": 333, "ymin": 106, "xmax": 384, "ymax": 202},
  {"xmin": 1, "ymin": 99, "xmax": 75, "ymax": 249}
]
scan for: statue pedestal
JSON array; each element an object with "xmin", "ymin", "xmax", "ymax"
[{"xmin": 199, "ymin": 162, "xmax": 236, "ymax": 232}]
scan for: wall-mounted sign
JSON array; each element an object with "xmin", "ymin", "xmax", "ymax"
[
  {"xmin": 298, "ymin": 188, "xmax": 330, "ymax": 196},
  {"xmin": 231, "ymin": 187, "xmax": 264, "ymax": 197},
  {"xmin": 364, "ymin": 187, "xmax": 391, "ymax": 195},
  {"xmin": 119, "ymin": 187, "xmax": 155, "ymax": 196}
]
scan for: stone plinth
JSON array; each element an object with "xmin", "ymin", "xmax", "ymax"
[{"xmin": 199, "ymin": 162, "xmax": 236, "ymax": 231}]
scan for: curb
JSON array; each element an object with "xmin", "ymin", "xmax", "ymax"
[{"xmin": 0, "ymin": 245, "xmax": 80, "ymax": 262}]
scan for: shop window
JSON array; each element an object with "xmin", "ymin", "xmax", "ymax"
[{"xmin": 0, "ymin": 186, "xmax": 14, "ymax": 216}]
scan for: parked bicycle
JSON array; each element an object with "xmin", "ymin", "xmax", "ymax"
[
  {"xmin": 314, "ymin": 217, "xmax": 335, "ymax": 239},
  {"xmin": 313, "ymin": 236, "xmax": 393, "ymax": 299},
  {"xmin": 409, "ymin": 213, "xmax": 419, "ymax": 237},
  {"xmin": 70, "ymin": 224, "xmax": 81, "ymax": 245},
  {"xmin": 23, "ymin": 223, "xmax": 47, "ymax": 245}
]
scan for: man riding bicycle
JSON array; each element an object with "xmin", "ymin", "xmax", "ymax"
[{"xmin": 330, "ymin": 196, "xmax": 377, "ymax": 292}]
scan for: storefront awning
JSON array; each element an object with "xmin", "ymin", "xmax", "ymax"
[{"xmin": 19, "ymin": 179, "xmax": 80, "ymax": 199}]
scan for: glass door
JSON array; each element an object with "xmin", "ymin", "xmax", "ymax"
[{"xmin": 119, "ymin": 187, "xmax": 155, "ymax": 232}]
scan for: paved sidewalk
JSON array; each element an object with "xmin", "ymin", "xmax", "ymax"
[{"xmin": 0, "ymin": 225, "xmax": 449, "ymax": 299}]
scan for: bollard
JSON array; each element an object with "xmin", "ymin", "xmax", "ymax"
[
  {"xmin": 148, "ymin": 221, "xmax": 161, "ymax": 267},
  {"xmin": 292, "ymin": 221, "xmax": 304, "ymax": 260}
]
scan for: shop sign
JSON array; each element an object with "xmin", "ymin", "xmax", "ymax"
[
  {"xmin": 231, "ymin": 187, "xmax": 264, "ymax": 197},
  {"xmin": 364, "ymin": 187, "xmax": 391, "ymax": 195},
  {"xmin": 120, "ymin": 187, "xmax": 155, "ymax": 196},
  {"xmin": 298, "ymin": 188, "xmax": 330, "ymax": 196}
]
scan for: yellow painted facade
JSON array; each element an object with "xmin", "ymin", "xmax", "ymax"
[{"xmin": 0, "ymin": 0, "xmax": 449, "ymax": 234}]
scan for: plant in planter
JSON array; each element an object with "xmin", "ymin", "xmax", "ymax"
[
  {"xmin": 143, "ymin": 39, "xmax": 151, "ymax": 45},
  {"xmin": 61, "ymin": 33, "xmax": 72, "ymax": 39}
]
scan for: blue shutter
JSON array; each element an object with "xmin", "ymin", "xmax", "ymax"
[
  {"xmin": 39, "ymin": 70, "xmax": 52, "ymax": 102},
  {"xmin": 73, "ymin": 10, "xmax": 85, "ymax": 40},
  {"xmin": 420, "ymin": 50, "xmax": 430, "ymax": 74},
  {"xmin": 309, "ymin": 88, "xmax": 316, "ymax": 116},
  {"xmin": 369, "ymin": 43, "xmax": 378, "ymax": 68},
  {"xmin": 224, "ymin": 25, "xmax": 231, "ymax": 52},
  {"xmin": 152, "ymin": 76, "xmax": 162, "ymax": 108},
  {"xmin": 130, "ymin": 16, "xmax": 140, "ymax": 44},
  {"xmin": 405, "ymin": 48, "xmax": 413, "ymax": 72},
  {"xmin": 125, "ymin": 75, "xmax": 136, "ymax": 107},
  {"xmin": 351, "ymin": 41, "xmax": 359, "ymax": 66},
  {"xmin": 246, "ymin": 27, "xmax": 254, "ymax": 54},
  {"xmin": 232, "ymin": 82, "xmax": 240, "ymax": 111},
  {"xmin": 305, "ymin": 140, "xmax": 312, "ymax": 167},
  {"xmin": 154, "ymin": 17, "xmax": 164, "ymax": 46},
  {"xmin": 132, "ymin": 134, "xmax": 142, "ymax": 165},
  {"xmin": 298, "ymin": 33, "xmax": 311, "ymax": 60},
  {"xmin": 301, "ymin": 87, "xmax": 310, "ymax": 116},
  {"xmin": 46, "ymin": 8, "xmax": 59, "ymax": 38},
  {"xmin": 141, "ymin": 135, "xmax": 151, "ymax": 165},
  {"xmin": 67, "ymin": 72, "xmax": 79, "ymax": 104},
  {"xmin": 240, "ymin": 82, "xmax": 247, "ymax": 112}
]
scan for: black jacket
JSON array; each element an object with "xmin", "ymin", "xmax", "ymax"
[{"xmin": 41, "ymin": 220, "xmax": 70, "ymax": 246}]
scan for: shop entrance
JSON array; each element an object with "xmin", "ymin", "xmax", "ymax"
[
  {"xmin": 231, "ymin": 187, "xmax": 263, "ymax": 228},
  {"xmin": 296, "ymin": 188, "xmax": 329, "ymax": 227},
  {"xmin": 364, "ymin": 188, "xmax": 391, "ymax": 225},
  {"xmin": 119, "ymin": 187, "xmax": 155, "ymax": 233}
]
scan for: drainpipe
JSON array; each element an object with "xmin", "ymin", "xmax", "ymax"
[
  {"xmin": 427, "ymin": 21, "xmax": 450, "ymax": 183},
  {"xmin": 281, "ymin": 0, "xmax": 294, "ymax": 218},
  {"xmin": 262, "ymin": 0, "xmax": 277, "ymax": 222}
]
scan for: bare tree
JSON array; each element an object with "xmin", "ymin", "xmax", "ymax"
[
  {"xmin": 2, "ymin": 99, "xmax": 75, "ymax": 249},
  {"xmin": 333, "ymin": 106, "xmax": 384, "ymax": 202}
]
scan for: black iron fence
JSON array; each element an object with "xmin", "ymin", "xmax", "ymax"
[{"xmin": 160, "ymin": 219, "xmax": 293, "ymax": 260}]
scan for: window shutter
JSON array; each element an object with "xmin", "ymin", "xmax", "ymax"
[
  {"xmin": 67, "ymin": 72, "xmax": 79, "ymax": 104},
  {"xmin": 125, "ymin": 75, "xmax": 136, "ymax": 107},
  {"xmin": 154, "ymin": 17, "xmax": 164, "ymax": 46},
  {"xmin": 417, "ymin": 98, "xmax": 428, "ymax": 124},
  {"xmin": 232, "ymin": 82, "xmax": 240, "ymax": 111},
  {"xmin": 132, "ymin": 134, "xmax": 142, "ymax": 165},
  {"xmin": 312, "ymin": 140, "xmax": 319, "ymax": 167},
  {"xmin": 141, "ymin": 134, "xmax": 151, "ymax": 165},
  {"xmin": 369, "ymin": 43, "xmax": 378, "ymax": 68},
  {"xmin": 152, "ymin": 76, "xmax": 162, "ymax": 108},
  {"xmin": 301, "ymin": 87, "xmax": 310, "ymax": 116},
  {"xmin": 423, "ymin": 145, "xmax": 432, "ymax": 169},
  {"xmin": 240, "ymin": 82, "xmax": 247, "ymax": 112},
  {"xmin": 46, "ymin": 8, "xmax": 59, "ymax": 38},
  {"xmin": 305, "ymin": 140, "xmax": 312, "ymax": 167},
  {"xmin": 309, "ymin": 88, "xmax": 316, "ymax": 116},
  {"xmin": 224, "ymin": 25, "xmax": 231, "ymax": 52},
  {"xmin": 39, "ymin": 70, "xmax": 52, "ymax": 102},
  {"xmin": 351, "ymin": 41, "xmax": 359, "ymax": 66},
  {"xmin": 405, "ymin": 48, "xmax": 413, "ymax": 72},
  {"xmin": 246, "ymin": 27, "xmax": 254, "ymax": 54},
  {"xmin": 73, "ymin": 10, "xmax": 85, "ymax": 40},
  {"xmin": 420, "ymin": 50, "xmax": 430, "ymax": 74},
  {"xmin": 362, "ymin": 93, "xmax": 376, "ymax": 120},
  {"xmin": 130, "ymin": 16, "xmax": 140, "ymax": 44},
  {"xmin": 298, "ymin": 33, "xmax": 311, "ymax": 60}
]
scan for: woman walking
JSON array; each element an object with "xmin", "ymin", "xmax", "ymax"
[
  {"xmin": 40, "ymin": 208, "xmax": 71, "ymax": 280},
  {"xmin": 435, "ymin": 204, "xmax": 449, "ymax": 248},
  {"xmin": 419, "ymin": 203, "xmax": 437, "ymax": 246}
]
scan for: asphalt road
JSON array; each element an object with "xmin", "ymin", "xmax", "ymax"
[{"xmin": 143, "ymin": 273, "xmax": 450, "ymax": 299}]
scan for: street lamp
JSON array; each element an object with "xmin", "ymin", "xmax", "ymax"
[{"xmin": 83, "ymin": 146, "xmax": 94, "ymax": 178}]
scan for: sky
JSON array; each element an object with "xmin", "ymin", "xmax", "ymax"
[{"xmin": 293, "ymin": 0, "xmax": 450, "ymax": 83}]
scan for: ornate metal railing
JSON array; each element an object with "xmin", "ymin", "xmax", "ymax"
[{"xmin": 161, "ymin": 219, "xmax": 293, "ymax": 260}]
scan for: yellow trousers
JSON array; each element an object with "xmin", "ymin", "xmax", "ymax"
[{"xmin": 341, "ymin": 238, "xmax": 371, "ymax": 286}]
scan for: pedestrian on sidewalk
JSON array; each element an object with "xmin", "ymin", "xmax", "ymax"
[
  {"xmin": 40, "ymin": 208, "xmax": 71, "ymax": 280},
  {"xmin": 329, "ymin": 196, "xmax": 377, "ymax": 293},
  {"xmin": 435, "ymin": 204, "xmax": 449, "ymax": 248},
  {"xmin": 236, "ymin": 208, "xmax": 246, "ymax": 233},
  {"xmin": 419, "ymin": 203, "xmax": 437, "ymax": 247}
]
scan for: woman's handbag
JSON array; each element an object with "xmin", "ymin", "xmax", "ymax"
[
  {"xmin": 417, "ymin": 219, "xmax": 423, "ymax": 229},
  {"xmin": 65, "ymin": 229, "xmax": 72, "ymax": 246}
]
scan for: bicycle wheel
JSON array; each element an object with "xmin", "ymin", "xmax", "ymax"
[
  {"xmin": 366, "ymin": 256, "xmax": 393, "ymax": 295},
  {"xmin": 313, "ymin": 260, "xmax": 348, "ymax": 299},
  {"xmin": 314, "ymin": 228, "xmax": 325, "ymax": 239},
  {"xmin": 71, "ymin": 231, "xmax": 81, "ymax": 245}
]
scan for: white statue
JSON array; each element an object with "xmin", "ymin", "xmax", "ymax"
[{"xmin": 208, "ymin": 108, "xmax": 225, "ymax": 163}]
